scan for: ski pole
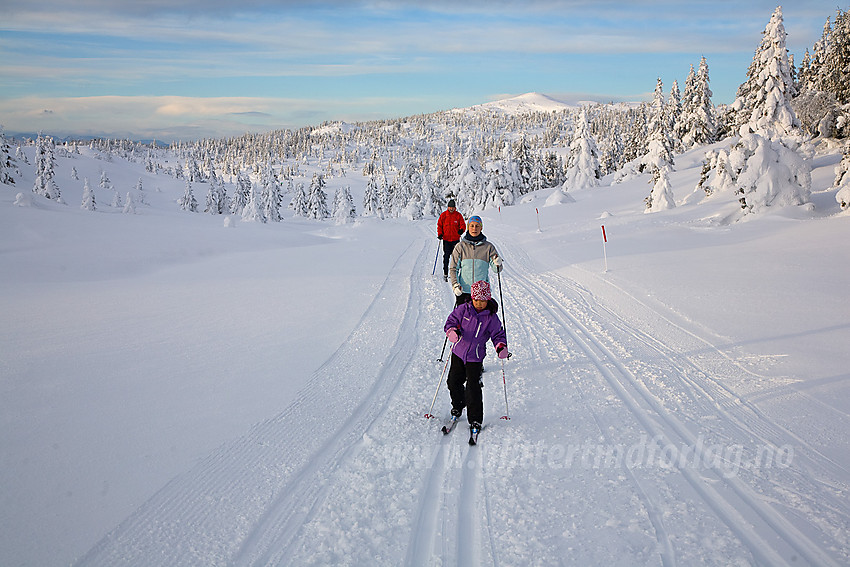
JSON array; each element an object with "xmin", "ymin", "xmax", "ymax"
[
  {"xmin": 500, "ymin": 358, "xmax": 511, "ymax": 420},
  {"xmin": 425, "ymin": 349, "xmax": 451, "ymax": 419},
  {"xmin": 432, "ymin": 240, "xmax": 440, "ymax": 275},
  {"xmin": 497, "ymin": 269, "xmax": 508, "ymax": 342},
  {"xmin": 437, "ymin": 335, "xmax": 448, "ymax": 362},
  {"xmin": 497, "ymin": 269, "xmax": 511, "ymax": 420}
]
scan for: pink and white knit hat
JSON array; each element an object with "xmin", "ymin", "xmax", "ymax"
[{"xmin": 470, "ymin": 280, "xmax": 491, "ymax": 301}]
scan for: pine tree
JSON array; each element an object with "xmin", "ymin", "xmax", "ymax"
[
  {"xmin": 562, "ymin": 106, "xmax": 602, "ymax": 191},
  {"xmin": 681, "ymin": 57, "xmax": 717, "ymax": 147},
  {"xmin": 645, "ymin": 165, "xmax": 676, "ymax": 213},
  {"xmin": 834, "ymin": 143, "xmax": 850, "ymax": 210},
  {"xmin": 0, "ymin": 126, "xmax": 17, "ymax": 185},
  {"xmin": 732, "ymin": 6, "xmax": 799, "ymax": 139},
  {"xmin": 362, "ymin": 174, "xmax": 380, "ymax": 217},
  {"xmin": 306, "ymin": 173, "xmax": 329, "ymax": 220},
  {"xmin": 99, "ymin": 170, "xmax": 112, "ymax": 191},
  {"xmin": 289, "ymin": 182, "xmax": 308, "ymax": 217},
  {"xmin": 640, "ymin": 78, "xmax": 675, "ymax": 176},
  {"xmin": 205, "ymin": 177, "xmax": 227, "ymax": 214},
  {"xmin": 123, "ymin": 192, "xmax": 136, "ymax": 214},
  {"xmin": 260, "ymin": 166, "xmax": 282, "ymax": 222},
  {"xmin": 332, "ymin": 185, "xmax": 357, "ymax": 224},
  {"xmin": 179, "ymin": 181, "xmax": 198, "ymax": 212},
  {"xmin": 230, "ymin": 171, "xmax": 251, "ymax": 215},
  {"xmin": 241, "ymin": 180, "xmax": 266, "ymax": 222},
  {"xmin": 32, "ymin": 133, "xmax": 61, "ymax": 201},
  {"xmin": 81, "ymin": 178, "xmax": 96, "ymax": 211}
]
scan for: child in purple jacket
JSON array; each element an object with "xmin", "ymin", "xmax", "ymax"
[{"xmin": 444, "ymin": 280, "xmax": 511, "ymax": 431}]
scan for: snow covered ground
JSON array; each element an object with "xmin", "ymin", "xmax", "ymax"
[{"xmin": 2, "ymin": 140, "xmax": 849, "ymax": 566}]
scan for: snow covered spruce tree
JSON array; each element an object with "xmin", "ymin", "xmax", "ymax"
[
  {"xmin": 697, "ymin": 5, "xmax": 812, "ymax": 216},
  {"xmin": 332, "ymin": 186, "xmax": 357, "ymax": 224},
  {"xmin": 241, "ymin": 179, "xmax": 266, "ymax": 222},
  {"xmin": 260, "ymin": 166, "xmax": 282, "ymax": 222},
  {"xmin": 0, "ymin": 126, "xmax": 17, "ymax": 185},
  {"xmin": 562, "ymin": 106, "xmax": 602, "ymax": 191},
  {"xmin": 179, "ymin": 180, "xmax": 199, "ymax": 212},
  {"xmin": 230, "ymin": 171, "xmax": 251, "ymax": 215},
  {"xmin": 834, "ymin": 143, "xmax": 850, "ymax": 210},
  {"xmin": 289, "ymin": 182, "xmax": 308, "ymax": 218},
  {"xmin": 794, "ymin": 9, "xmax": 850, "ymax": 138},
  {"xmin": 645, "ymin": 165, "xmax": 676, "ymax": 212},
  {"xmin": 732, "ymin": 5, "xmax": 800, "ymax": 139},
  {"xmin": 306, "ymin": 173, "xmax": 330, "ymax": 220},
  {"xmin": 361, "ymin": 174, "xmax": 381, "ymax": 217},
  {"xmin": 678, "ymin": 57, "xmax": 717, "ymax": 148},
  {"xmin": 205, "ymin": 177, "xmax": 228, "ymax": 215},
  {"xmin": 32, "ymin": 133, "xmax": 62, "ymax": 202},
  {"xmin": 80, "ymin": 178, "xmax": 96, "ymax": 211},
  {"xmin": 450, "ymin": 145, "xmax": 486, "ymax": 212}
]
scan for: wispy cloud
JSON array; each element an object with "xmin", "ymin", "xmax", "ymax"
[{"xmin": 0, "ymin": 0, "xmax": 840, "ymax": 139}]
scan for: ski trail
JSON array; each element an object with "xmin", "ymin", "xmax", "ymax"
[
  {"xmin": 75, "ymin": 236, "xmax": 428, "ymax": 567},
  {"xmin": 498, "ymin": 238, "xmax": 848, "ymax": 566}
]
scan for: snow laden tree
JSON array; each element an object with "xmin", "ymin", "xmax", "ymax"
[
  {"xmin": 361, "ymin": 174, "xmax": 381, "ymax": 218},
  {"xmin": 645, "ymin": 165, "xmax": 676, "ymax": 212},
  {"xmin": 561, "ymin": 106, "xmax": 602, "ymax": 191},
  {"xmin": 0, "ymin": 126, "xmax": 16, "ymax": 185},
  {"xmin": 332, "ymin": 185, "xmax": 357, "ymax": 224},
  {"xmin": 32, "ymin": 133, "xmax": 62, "ymax": 201},
  {"xmin": 179, "ymin": 181, "xmax": 198, "ymax": 212},
  {"xmin": 732, "ymin": 5, "xmax": 800, "ymax": 139},
  {"xmin": 450, "ymin": 145, "xmax": 486, "ymax": 212},
  {"xmin": 794, "ymin": 9, "xmax": 850, "ymax": 138},
  {"xmin": 834, "ymin": 143, "xmax": 850, "ymax": 210},
  {"xmin": 205, "ymin": 176, "xmax": 228, "ymax": 215},
  {"xmin": 289, "ymin": 182, "xmax": 308, "ymax": 218},
  {"xmin": 419, "ymin": 160, "xmax": 443, "ymax": 217},
  {"xmin": 259, "ymin": 165, "xmax": 282, "ymax": 222},
  {"xmin": 80, "ymin": 178, "xmax": 96, "ymax": 211},
  {"xmin": 306, "ymin": 173, "xmax": 330, "ymax": 220},
  {"xmin": 640, "ymin": 78, "xmax": 675, "ymax": 176},
  {"xmin": 699, "ymin": 134, "xmax": 811, "ymax": 214},
  {"xmin": 678, "ymin": 57, "xmax": 717, "ymax": 148},
  {"xmin": 241, "ymin": 179, "xmax": 266, "ymax": 223},
  {"xmin": 99, "ymin": 170, "xmax": 113, "ymax": 191},
  {"xmin": 230, "ymin": 171, "xmax": 251, "ymax": 215}
]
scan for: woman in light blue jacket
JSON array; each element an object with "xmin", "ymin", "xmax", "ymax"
[{"xmin": 448, "ymin": 215, "xmax": 502, "ymax": 306}]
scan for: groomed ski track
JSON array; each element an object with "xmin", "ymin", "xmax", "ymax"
[{"xmin": 76, "ymin": 226, "xmax": 850, "ymax": 566}]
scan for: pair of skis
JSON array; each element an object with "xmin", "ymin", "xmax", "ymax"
[{"xmin": 441, "ymin": 416, "xmax": 481, "ymax": 445}]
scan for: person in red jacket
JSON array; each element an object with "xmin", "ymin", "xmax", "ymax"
[{"xmin": 436, "ymin": 200, "xmax": 465, "ymax": 281}]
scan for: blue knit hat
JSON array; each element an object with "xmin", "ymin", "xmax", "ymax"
[{"xmin": 468, "ymin": 215, "xmax": 483, "ymax": 226}]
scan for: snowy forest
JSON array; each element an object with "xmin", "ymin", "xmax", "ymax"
[{"xmin": 4, "ymin": 5, "xmax": 850, "ymax": 219}]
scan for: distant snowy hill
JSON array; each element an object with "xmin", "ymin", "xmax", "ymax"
[{"xmin": 459, "ymin": 92, "xmax": 578, "ymax": 115}]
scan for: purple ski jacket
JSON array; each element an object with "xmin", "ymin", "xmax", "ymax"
[{"xmin": 444, "ymin": 300, "xmax": 507, "ymax": 363}]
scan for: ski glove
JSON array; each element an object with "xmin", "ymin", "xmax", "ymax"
[
  {"xmin": 496, "ymin": 343, "xmax": 512, "ymax": 359},
  {"xmin": 493, "ymin": 256, "xmax": 503, "ymax": 267},
  {"xmin": 447, "ymin": 328, "xmax": 462, "ymax": 343},
  {"xmin": 452, "ymin": 284, "xmax": 463, "ymax": 296},
  {"xmin": 438, "ymin": 235, "xmax": 443, "ymax": 240}
]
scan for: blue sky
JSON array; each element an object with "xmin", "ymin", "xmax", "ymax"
[{"xmin": 0, "ymin": 1, "xmax": 842, "ymax": 141}]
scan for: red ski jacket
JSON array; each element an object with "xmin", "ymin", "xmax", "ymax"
[{"xmin": 437, "ymin": 210, "xmax": 466, "ymax": 243}]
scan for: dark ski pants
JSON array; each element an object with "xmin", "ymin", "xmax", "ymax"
[
  {"xmin": 447, "ymin": 353, "xmax": 483, "ymax": 425},
  {"xmin": 442, "ymin": 239, "xmax": 458, "ymax": 276}
]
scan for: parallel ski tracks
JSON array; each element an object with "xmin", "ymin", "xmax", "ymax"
[{"xmin": 500, "ymin": 240, "xmax": 847, "ymax": 567}]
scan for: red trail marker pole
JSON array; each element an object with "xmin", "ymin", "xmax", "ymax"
[{"xmin": 601, "ymin": 225, "xmax": 608, "ymax": 272}]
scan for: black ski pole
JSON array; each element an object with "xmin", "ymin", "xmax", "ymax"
[
  {"xmin": 437, "ymin": 335, "xmax": 448, "ymax": 362},
  {"xmin": 431, "ymin": 240, "xmax": 440, "ymax": 275},
  {"xmin": 497, "ymin": 268, "xmax": 511, "ymax": 420}
]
